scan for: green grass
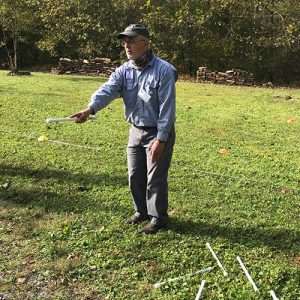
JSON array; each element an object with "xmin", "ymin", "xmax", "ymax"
[{"xmin": 0, "ymin": 70, "xmax": 299, "ymax": 299}]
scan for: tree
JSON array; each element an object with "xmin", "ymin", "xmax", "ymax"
[
  {"xmin": 36, "ymin": 0, "xmax": 128, "ymax": 60},
  {"xmin": 0, "ymin": 0, "xmax": 39, "ymax": 72},
  {"xmin": 1, "ymin": 0, "xmax": 299, "ymax": 82}
]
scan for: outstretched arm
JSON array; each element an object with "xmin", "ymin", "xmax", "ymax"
[{"xmin": 70, "ymin": 66, "xmax": 124, "ymax": 123}]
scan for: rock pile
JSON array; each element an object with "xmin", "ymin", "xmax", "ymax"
[
  {"xmin": 7, "ymin": 70, "xmax": 31, "ymax": 76},
  {"xmin": 52, "ymin": 58, "xmax": 119, "ymax": 76},
  {"xmin": 197, "ymin": 67, "xmax": 254, "ymax": 86}
]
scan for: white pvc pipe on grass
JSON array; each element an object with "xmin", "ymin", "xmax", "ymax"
[
  {"xmin": 195, "ymin": 280, "xmax": 206, "ymax": 300},
  {"xmin": 270, "ymin": 290, "xmax": 279, "ymax": 300},
  {"xmin": 236, "ymin": 256, "xmax": 258, "ymax": 292},
  {"xmin": 206, "ymin": 243, "xmax": 228, "ymax": 276}
]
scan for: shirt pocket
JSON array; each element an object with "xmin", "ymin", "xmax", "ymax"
[{"xmin": 145, "ymin": 77, "xmax": 159, "ymax": 96}]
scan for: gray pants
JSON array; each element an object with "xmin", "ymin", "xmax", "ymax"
[{"xmin": 127, "ymin": 124, "xmax": 175, "ymax": 226}]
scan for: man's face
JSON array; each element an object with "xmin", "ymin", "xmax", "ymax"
[{"xmin": 123, "ymin": 35, "xmax": 148, "ymax": 61}]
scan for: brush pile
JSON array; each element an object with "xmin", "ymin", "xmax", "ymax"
[
  {"xmin": 197, "ymin": 67, "xmax": 254, "ymax": 86},
  {"xmin": 52, "ymin": 58, "xmax": 119, "ymax": 76}
]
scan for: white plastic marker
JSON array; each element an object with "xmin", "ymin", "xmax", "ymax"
[
  {"xmin": 46, "ymin": 116, "xmax": 96, "ymax": 123},
  {"xmin": 270, "ymin": 290, "xmax": 279, "ymax": 300},
  {"xmin": 195, "ymin": 280, "xmax": 206, "ymax": 300},
  {"xmin": 153, "ymin": 266, "xmax": 214, "ymax": 288},
  {"xmin": 206, "ymin": 243, "xmax": 228, "ymax": 276},
  {"xmin": 236, "ymin": 256, "xmax": 258, "ymax": 292}
]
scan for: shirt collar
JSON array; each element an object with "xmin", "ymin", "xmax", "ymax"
[{"xmin": 127, "ymin": 54, "xmax": 156, "ymax": 69}]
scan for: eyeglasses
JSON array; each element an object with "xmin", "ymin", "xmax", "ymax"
[{"xmin": 122, "ymin": 39, "xmax": 146, "ymax": 46}]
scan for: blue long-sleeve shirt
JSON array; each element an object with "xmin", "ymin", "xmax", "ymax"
[{"xmin": 89, "ymin": 55, "xmax": 178, "ymax": 141}]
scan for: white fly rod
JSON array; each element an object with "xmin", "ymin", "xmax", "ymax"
[
  {"xmin": 46, "ymin": 116, "xmax": 96, "ymax": 123},
  {"xmin": 153, "ymin": 266, "xmax": 214, "ymax": 288}
]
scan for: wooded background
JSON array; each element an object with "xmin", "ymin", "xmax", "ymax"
[{"xmin": 1, "ymin": 0, "xmax": 299, "ymax": 82}]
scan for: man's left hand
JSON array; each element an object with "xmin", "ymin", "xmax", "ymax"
[{"xmin": 150, "ymin": 139, "xmax": 165, "ymax": 162}]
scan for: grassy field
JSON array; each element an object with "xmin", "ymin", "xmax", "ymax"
[{"xmin": 0, "ymin": 70, "xmax": 299, "ymax": 299}]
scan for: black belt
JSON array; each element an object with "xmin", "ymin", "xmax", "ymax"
[{"xmin": 132, "ymin": 124, "xmax": 157, "ymax": 130}]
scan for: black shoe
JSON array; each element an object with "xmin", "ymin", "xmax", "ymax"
[
  {"xmin": 138, "ymin": 223, "xmax": 166, "ymax": 234},
  {"xmin": 125, "ymin": 214, "xmax": 148, "ymax": 225}
]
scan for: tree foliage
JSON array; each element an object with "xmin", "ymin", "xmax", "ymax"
[
  {"xmin": 0, "ymin": 0, "xmax": 37, "ymax": 70},
  {"xmin": 0, "ymin": 0, "xmax": 299, "ymax": 82}
]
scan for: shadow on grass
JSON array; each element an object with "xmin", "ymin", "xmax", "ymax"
[
  {"xmin": 3, "ymin": 164, "xmax": 298, "ymax": 253},
  {"xmin": 169, "ymin": 217, "xmax": 300, "ymax": 253},
  {"xmin": 1, "ymin": 164, "xmax": 129, "ymax": 215},
  {"xmin": 2, "ymin": 164, "xmax": 128, "ymax": 187}
]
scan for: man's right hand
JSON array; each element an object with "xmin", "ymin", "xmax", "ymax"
[{"xmin": 70, "ymin": 107, "xmax": 94, "ymax": 123}]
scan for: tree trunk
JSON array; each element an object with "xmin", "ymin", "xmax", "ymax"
[
  {"xmin": 269, "ymin": 0, "xmax": 275, "ymax": 82},
  {"xmin": 13, "ymin": 35, "xmax": 17, "ymax": 72},
  {"xmin": 2, "ymin": 29, "xmax": 14, "ymax": 70}
]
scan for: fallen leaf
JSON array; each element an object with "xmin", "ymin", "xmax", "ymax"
[
  {"xmin": 219, "ymin": 148, "xmax": 230, "ymax": 154},
  {"xmin": 60, "ymin": 277, "xmax": 68, "ymax": 284},
  {"xmin": 287, "ymin": 118, "xmax": 297, "ymax": 124},
  {"xmin": 279, "ymin": 187, "xmax": 286, "ymax": 193},
  {"xmin": 144, "ymin": 261, "xmax": 157, "ymax": 270},
  {"xmin": 293, "ymin": 256, "xmax": 300, "ymax": 265},
  {"xmin": 17, "ymin": 277, "xmax": 27, "ymax": 284}
]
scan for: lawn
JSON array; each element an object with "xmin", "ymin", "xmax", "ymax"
[{"xmin": 0, "ymin": 70, "xmax": 299, "ymax": 299}]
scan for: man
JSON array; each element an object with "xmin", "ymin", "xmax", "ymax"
[{"xmin": 71, "ymin": 24, "xmax": 177, "ymax": 234}]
